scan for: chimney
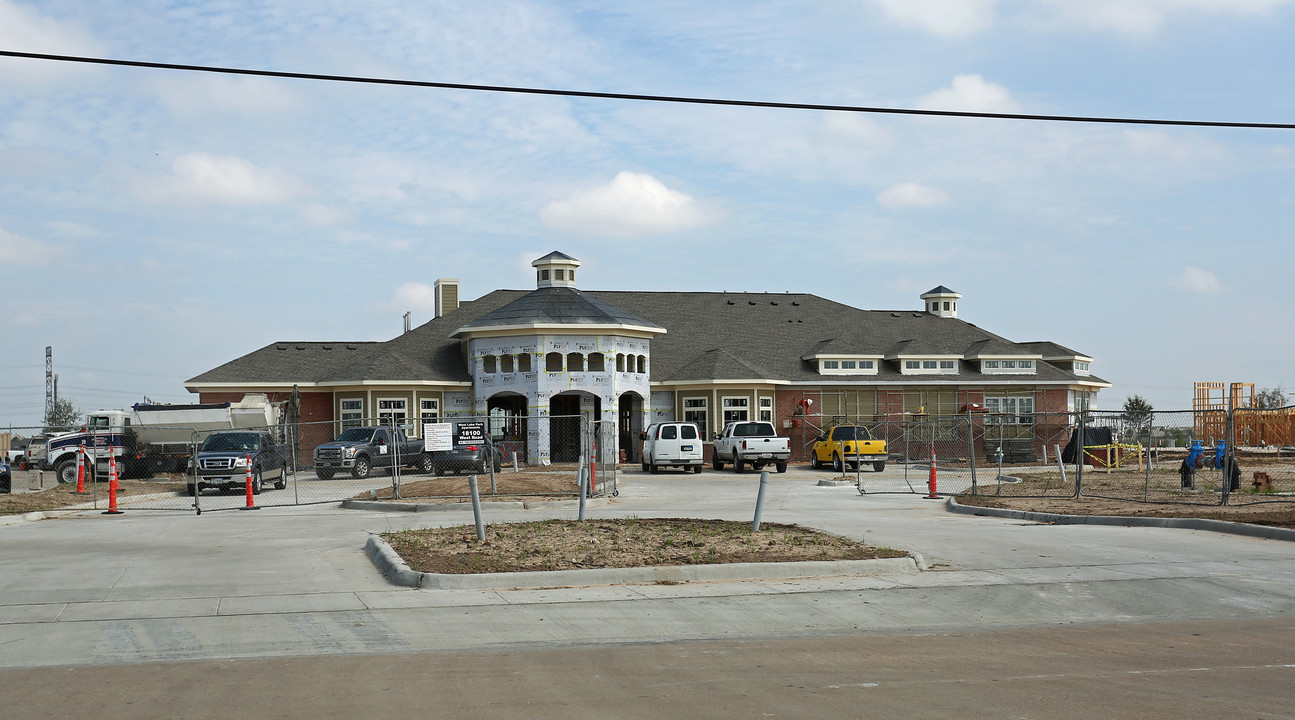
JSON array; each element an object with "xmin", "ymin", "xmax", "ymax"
[
  {"xmin": 403, "ymin": 311, "xmax": 411, "ymax": 334},
  {"xmin": 434, "ymin": 278, "xmax": 460, "ymax": 318}
]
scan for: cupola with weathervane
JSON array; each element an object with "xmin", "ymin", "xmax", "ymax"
[
  {"xmin": 533, "ymin": 251, "xmax": 580, "ymax": 288},
  {"xmin": 921, "ymin": 285, "xmax": 961, "ymax": 318}
]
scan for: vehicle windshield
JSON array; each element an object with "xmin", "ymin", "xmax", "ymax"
[
  {"xmin": 336, "ymin": 428, "xmax": 376, "ymax": 443},
  {"xmin": 733, "ymin": 422, "xmax": 776, "ymax": 437},
  {"xmin": 201, "ymin": 433, "xmax": 261, "ymax": 453},
  {"xmin": 830, "ymin": 426, "xmax": 871, "ymax": 441}
]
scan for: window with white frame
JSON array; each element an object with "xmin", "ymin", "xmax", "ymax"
[
  {"xmin": 722, "ymin": 396, "xmax": 749, "ymax": 424},
  {"xmin": 905, "ymin": 360, "xmax": 920, "ymax": 370},
  {"xmin": 823, "ymin": 360, "xmax": 839, "ymax": 370},
  {"xmin": 984, "ymin": 396, "xmax": 1035, "ymax": 424},
  {"xmin": 340, "ymin": 398, "xmax": 363, "ymax": 429},
  {"xmin": 981, "ymin": 358, "xmax": 1037, "ymax": 374},
  {"xmin": 683, "ymin": 397, "xmax": 708, "ymax": 434},
  {"xmin": 758, "ymin": 397, "xmax": 773, "ymax": 422},
  {"xmin": 420, "ymin": 398, "xmax": 439, "ymax": 427},
  {"xmin": 377, "ymin": 398, "xmax": 408, "ymax": 432}
]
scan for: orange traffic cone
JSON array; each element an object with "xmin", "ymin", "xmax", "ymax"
[
  {"xmin": 241, "ymin": 454, "xmax": 259, "ymax": 510},
  {"xmin": 103, "ymin": 449, "xmax": 123, "ymax": 515}
]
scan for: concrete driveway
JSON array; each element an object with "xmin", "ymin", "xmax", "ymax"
[{"xmin": 2, "ymin": 466, "xmax": 1293, "ymax": 718}]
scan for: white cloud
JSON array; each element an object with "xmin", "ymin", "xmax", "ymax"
[
  {"xmin": 301, "ymin": 203, "xmax": 350, "ymax": 227},
  {"xmin": 1171, "ymin": 266, "xmax": 1224, "ymax": 294},
  {"xmin": 0, "ymin": 225, "xmax": 61, "ymax": 265},
  {"xmin": 0, "ymin": 0, "xmax": 102, "ymax": 85},
  {"xmin": 877, "ymin": 182, "xmax": 951, "ymax": 209},
  {"xmin": 871, "ymin": 0, "xmax": 999, "ymax": 37},
  {"xmin": 391, "ymin": 282, "xmax": 438, "ymax": 314},
  {"xmin": 870, "ymin": 0, "xmax": 1295, "ymax": 36},
  {"xmin": 136, "ymin": 152, "xmax": 306, "ymax": 206},
  {"xmin": 539, "ymin": 172, "xmax": 722, "ymax": 239},
  {"xmin": 919, "ymin": 74, "xmax": 1020, "ymax": 114},
  {"xmin": 1035, "ymin": 0, "xmax": 1294, "ymax": 35},
  {"xmin": 153, "ymin": 76, "xmax": 301, "ymax": 116}
]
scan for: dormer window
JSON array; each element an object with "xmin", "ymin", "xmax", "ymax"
[
  {"xmin": 900, "ymin": 357, "xmax": 958, "ymax": 375},
  {"xmin": 817, "ymin": 357, "xmax": 878, "ymax": 375},
  {"xmin": 980, "ymin": 358, "xmax": 1038, "ymax": 374}
]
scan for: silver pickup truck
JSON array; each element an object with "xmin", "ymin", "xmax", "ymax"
[{"xmin": 711, "ymin": 421, "xmax": 791, "ymax": 473}]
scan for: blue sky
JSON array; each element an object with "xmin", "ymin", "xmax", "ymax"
[{"xmin": 2, "ymin": 0, "xmax": 1293, "ymax": 428}]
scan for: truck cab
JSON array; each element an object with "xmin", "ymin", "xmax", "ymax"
[
  {"xmin": 190, "ymin": 430, "xmax": 287, "ymax": 495},
  {"xmin": 313, "ymin": 426, "xmax": 430, "ymax": 480}
]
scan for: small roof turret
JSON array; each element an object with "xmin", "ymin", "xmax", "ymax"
[
  {"xmin": 532, "ymin": 251, "xmax": 581, "ymax": 289},
  {"xmin": 920, "ymin": 285, "xmax": 961, "ymax": 318}
]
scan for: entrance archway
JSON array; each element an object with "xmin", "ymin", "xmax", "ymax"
[
  {"xmin": 487, "ymin": 392, "xmax": 528, "ymax": 464},
  {"xmin": 550, "ymin": 392, "xmax": 600, "ymax": 462}
]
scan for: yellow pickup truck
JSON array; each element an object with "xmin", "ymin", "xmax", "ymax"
[{"xmin": 811, "ymin": 424, "xmax": 887, "ymax": 472}]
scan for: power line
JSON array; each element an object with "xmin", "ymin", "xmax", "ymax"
[{"xmin": 3, "ymin": 50, "xmax": 1293, "ymax": 130}]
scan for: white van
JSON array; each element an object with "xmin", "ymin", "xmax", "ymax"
[{"xmin": 640, "ymin": 422, "xmax": 704, "ymax": 474}]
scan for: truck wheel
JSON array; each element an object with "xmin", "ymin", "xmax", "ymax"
[
  {"xmin": 274, "ymin": 466, "xmax": 287, "ymax": 490},
  {"xmin": 873, "ymin": 461, "xmax": 886, "ymax": 472},
  {"xmin": 649, "ymin": 463, "xmax": 659, "ymax": 474},
  {"xmin": 251, "ymin": 468, "xmax": 263, "ymax": 495},
  {"xmin": 776, "ymin": 461, "xmax": 787, "ymax": 473},
  {"xmin": 811, "ymin": 454, "xmax": 822, "ymax": 470},
  {"xmin": 692, "ymin": 464, "xmax": 702, "ymax": 474},
  {"xmin": 832, "ymin": 453, "xmax": 843, "ymax": 472},
  {"xmin": 642, "ymin": 460, "xmax": 649, "ymax": 472},
  {"xmin": 712, "ymin": 450, "xmax": 724, "ymax": 471},
  {"xmin": 187, "ymin": 484, "xmax": 197, "ymax": 496},
  {"xmin": 418, "ymin": 454, "xmax": 434, "ymax": 474},
  {"xmin": 733, "ymin": 454, "xmax": 745, "ymax": 473},
  {"xmin": 55, "ymin": 458, "xmax": 79, "ymax": 485},
  {"xmin": 317, "ymin": 468, "xmax": 335, "ymax": 481},
  {"xmin": 351, "ymin": 457, "xmax": 371, "ymax": 479}
]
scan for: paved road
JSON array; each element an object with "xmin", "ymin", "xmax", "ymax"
[{"xmin": 2, "ymin": 467, "xmax": 1293, "ymax": 717}]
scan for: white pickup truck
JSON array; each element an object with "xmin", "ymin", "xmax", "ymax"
[{"xmin": 711, "ymin": 421, "xmax": 791, "ymax": 473}]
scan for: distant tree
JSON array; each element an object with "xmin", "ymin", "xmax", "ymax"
[
  {"xmin": 1254, "ymin": 386, "xmax": 1289, "ymax": 410},
  {"xmin": 42, "ymin": 397, "xmax": 82, "ymax": 434},
  {"xmin": 1121, "ymin": 395, "xmax": 1154, "ymax": 435}
]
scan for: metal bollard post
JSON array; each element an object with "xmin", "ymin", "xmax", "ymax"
[
  {"xmin": 577, "ymin": 465, "xmax": 588, "ymax": 522},
  {"xmin": 468, "ymin": 474, "xmax": 485, "ymax": 542},
  {"xmin": 752, "ymin": 471, "xmax": 770, "ymax": 531}
]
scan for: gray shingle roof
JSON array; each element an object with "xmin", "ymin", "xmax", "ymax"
[
  {"xmin": 455, "ymin": 287, "xmax": 664, "ymax": 334},
  {"xmin": 187, "ymin": 289, "xmax": 1104, "ymax": 387}
]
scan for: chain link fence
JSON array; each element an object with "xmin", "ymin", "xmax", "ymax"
[{"xmin": 3, "ymin": 414, "xmax": 612, "ymax": 514}]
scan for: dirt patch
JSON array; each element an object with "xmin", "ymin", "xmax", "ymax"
[
  {"xmin": 956, "ymin": 494, "xmax": 1295, "ymax": 529},
  {"xmin": 382, "ymin": 518, "xmax": 906, "ymax": 574},
  {"xmin": 360, "ymin": 470, "xmax": 583, "ymax": 502},
  {"xmin": 1, "ymin": 479, "xmax": 185, "ymax": 516}
]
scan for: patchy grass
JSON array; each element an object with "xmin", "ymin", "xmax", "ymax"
[
  {"xmin": 382, "ymin": 517, "xmax": 906, "ymax": 574},
  {"xmin": 1, "ymin": 479, "xmax": 185, "ymax": 516}
]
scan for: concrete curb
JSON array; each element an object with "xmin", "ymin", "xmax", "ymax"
[
  {"xmin": 946, "ymin": 497, "xmax": 1295, "ymax": 542},
  {"xmin": 342, "ymin": 497, "xmax": 611, "ymax": 513},
  {"xmin": 365, "ymin": 534, "xmax": 925, "ymax": 590}
]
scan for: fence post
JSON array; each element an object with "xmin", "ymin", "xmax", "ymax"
[
  {"xmin": 1222, "ymin": 409, "xmax": 1235, "ymax": 505},
  {"xmin": 1075, "ymin": 406, "xmax": 1085, "ymax": 498},
  {"xmin": 967, "ymin": 408, "xmax": 977, "ymax": 495}
]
